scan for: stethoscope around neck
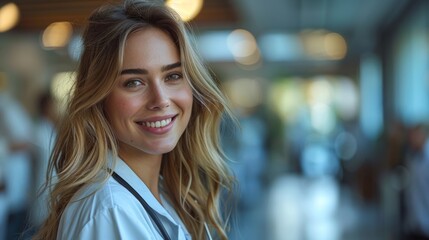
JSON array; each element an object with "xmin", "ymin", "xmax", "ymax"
[{"xmin": 111, "ymin": 172, "xmax": 213, "ymax": 240}]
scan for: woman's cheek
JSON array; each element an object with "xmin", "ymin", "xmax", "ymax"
[{"xmin": 117, "ymin": 96, "xmax": 143, "ymax": 116}]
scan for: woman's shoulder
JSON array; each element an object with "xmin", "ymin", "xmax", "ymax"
[
  {"xmin": 57, "ymin": 176, "xmax": 161, "ymax": 238},
  {"xmin": 57, "ymin": 177, "xmax": 161, "ymax": 239},
  {"xmin": 66, "ymin": 176, "xmax": 140, "ymax": 215},
  {"xmin": 58, "ymin": 177, "xmax": 144, "ymax": 230}
]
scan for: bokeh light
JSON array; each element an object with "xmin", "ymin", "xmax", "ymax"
[
  {"xmin": 0, "ymin": 3, "xmax": 20, "ymax": 32},
  {"xmin": 42, "ymin": 22, "xmax": 73, "ymax": 48},
  {"xmin": 227, "ymin": 29, "xmax": 261, "ymax": 65},
  {"xmin": 165, "ymin": 0, "xmax": 203, "ymax": 22}
]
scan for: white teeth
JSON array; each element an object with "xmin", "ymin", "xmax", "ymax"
[{"xmin": 143, "ymin": 118, "xmax": 172, "ymax": 128}]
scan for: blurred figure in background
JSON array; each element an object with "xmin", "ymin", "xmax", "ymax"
[
  {"xmin": 29, "ymin": 91, "xmax": 58, "ymax": 232},
  {"xmin": 0, "ymin": 74, "xmax": 34, "ymax": 239},
  {"xmin": 221, "ymin": 78, "xmax": 269, "ymax": 240},
  {"xmin": 403, "ymin": 124, "xmax": 429, "ymax": 240},
  {"xmin": 226, "ymin": 111, "xmax": 268, "ymax": 240}
]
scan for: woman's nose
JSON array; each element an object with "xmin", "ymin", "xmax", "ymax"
[{"xmin": 147, "ymin": 83, "xmax": 170, "ymax": 110}]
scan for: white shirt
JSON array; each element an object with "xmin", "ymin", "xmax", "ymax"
[{"xmin": 57, "ymin": 157, "xmax": 191, "ymax": 240}]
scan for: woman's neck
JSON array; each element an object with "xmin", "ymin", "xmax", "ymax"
[{"xmin": 118, "ymin": 150, "xmax": 163, "ymax": 203}]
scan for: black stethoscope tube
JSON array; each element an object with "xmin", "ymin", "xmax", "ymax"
[{"xmin": 112, "ymin": 172, "xmax": 172, "ymax": 240}]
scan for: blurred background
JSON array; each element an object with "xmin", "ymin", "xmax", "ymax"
[{"xmin": 0, "ymin": 0, "xmax": 428, "ymax": 239}]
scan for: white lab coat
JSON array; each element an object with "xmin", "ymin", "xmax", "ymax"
[{"xmin": 57, "ymin": 157, "xmax": 191, "ymax": 240}]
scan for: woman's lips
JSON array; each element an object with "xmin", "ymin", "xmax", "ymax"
[
  {"xmin": 136, "ymin": 115, "xmax": 177, "ymax": 133},
  {"xmin": 137, "ymin": 117, "xmax": 172, "ymax": 128}
]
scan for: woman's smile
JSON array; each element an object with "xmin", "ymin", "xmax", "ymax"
[{"xmin": 136, "ymin": 114, "xmax": 177, "ymax": 134}]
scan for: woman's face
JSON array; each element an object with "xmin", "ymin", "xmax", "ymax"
[{"xmin": 104, "ymin": 27, "xmax": 193, "ymax": 159}]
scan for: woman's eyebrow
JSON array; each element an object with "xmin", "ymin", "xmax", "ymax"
[
  {"xmin": 120, "ymin": 68, "xmax": 148, "ymax": 75},
  {"xmin": 120, "ymin": 62, "xmax": 181, "ymax": 75},
  {"xmin": 161, "ymin": 62, "xmax": 181, "ymax": 72}
]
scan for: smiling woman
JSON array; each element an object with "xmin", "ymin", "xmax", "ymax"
[{"xmin": 33, "ymin": 1, "xmax": 235, "ymax": 240}]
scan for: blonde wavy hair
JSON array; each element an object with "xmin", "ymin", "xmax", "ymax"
[{"xmin": 34, "ymin": 0, "xmax": 235, "ymax": 239}]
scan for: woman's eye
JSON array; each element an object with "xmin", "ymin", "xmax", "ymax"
[
  {"xmin": 166, "ymin": 73, "xmax": 182, "ymax": 81},
  {"xmin": 124, "ymin": 79, "xmax": 142, "ymax": 88}
]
